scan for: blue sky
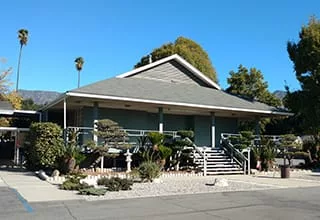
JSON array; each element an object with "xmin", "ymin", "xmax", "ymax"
[{"xmin": 1, "ymin": 0, "xmax": 319, "ymax": 92}]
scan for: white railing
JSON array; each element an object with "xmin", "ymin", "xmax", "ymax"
[
  {"xmin": 67, "ymin": 127, "xmax": 178, "ymax": 137},
  {"xmin": 66, "ymin": 126, "xmax": 179, "ymax": 149},
  {"xmin": 193, "ymin": 147, "xmax": 208, "ymax": 176}
]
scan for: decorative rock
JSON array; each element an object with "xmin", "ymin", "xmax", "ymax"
[
  {"xmin": 37, "ymin": 170, "xmax": 49, "ymax": 181},
  {"xmin": 51, "ymin": 169, "xmax": 60, "ymax": 177},
  {"xmin": 80, "ymin": 178, "xmax": 97, "ymax": 186},
  {"xmin": 214, "ymin": 178, "xmax": 228, "ymax": 187},
  {"xmin": 153, "ymin": 178, "xmax": 163, "ymax": 183}
]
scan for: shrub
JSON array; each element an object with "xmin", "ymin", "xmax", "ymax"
[
  {"xmin": 25, "ymin": 122, "xmax": 65, "ymax": 170},
  {"xmin": 97, "ymin": 177, "xmax": 109, "ymax": 186},
  {"xmin": 78, "ymin": 187, "xmax": 107, "ymax": 196},
  {"xmin": 138, "ymin": 161, "xmax": 161, "ymax": 182},
  {"xmin": 60, "ymin": 173, "xmax": 89, "ymax": 190},
  {"xmin": 158, "ymin": 145, "xmax": 172, "ymax": 159},
  {"xmin": 97, "ymin": 177, "xmax": 133, "ymax": 191},
  {"xmin": 60, "ymin": 180, "xmax": 90, "ymax": 191},
  {"xmin": 147, "ymin": 132, "xmax": 164, "ymax": 147},
  {"xmin": 177, "ymin": 130, "xmax": 194, "ymax": 140}
]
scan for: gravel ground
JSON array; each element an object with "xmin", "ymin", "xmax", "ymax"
[
  {"xmin": 290, "ymin": 172, "xmax": 320, "ymax": 181},
  {"xmin": 84, "ymin": 176, "xmax": 274, "ymax": 201}
]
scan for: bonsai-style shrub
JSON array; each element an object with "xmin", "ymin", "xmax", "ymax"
[
  {"xmin": 90, "ymin": 119, "xmax": 129, "ymax": 171},
  {"xmin": 97, "ymin": 177, "xmax": 133, "ymax": 191},
  {"xmin": 228, "ymin": 131, "xmax": 254, "ymax": 150},
  {"xmin": 138, "ymin": 161, "xmax": 161, "ymax": 182},
  {"xmin": 147, "ymin": 132, "xmax": 164, "ymax": 150},
  {"xmin": 253, "ymin": 138, "xmax": 277, "ymax": 171},
  {"xmin": 25, "ymin": 122, "xmax": 65, "ymax": 170},
  {"xmin": 158, "ymin": 145, "xmax": 172, "ymax": 168},
  {"xmin": 60, "ymin": 174, "xmax": 89, "ymax": 191},
  {"xmin": 279, "ymin": 134, "xmax": 302, "ymax": 167},
  {"xmin": 78, "ymin": 187, "xmax": 107, "ymax": 196},
  {"xmin": 177, "ymin": 130, "xmax": 194, "ymax": 141},
  {"xmin": 168, "ymin": 130, "xmax": 194, "ymax": 171}
]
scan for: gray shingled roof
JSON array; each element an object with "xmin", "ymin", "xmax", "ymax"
[{"xmin": 69, "ymin": 77, "xmax": 288, "ymax": 114}]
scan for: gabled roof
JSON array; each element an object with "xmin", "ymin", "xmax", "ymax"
[
  {"xmin": 116, "ymin": 54, "xmax": 221, "ymax": 90},
  {"xmin": 65, "ymin": 77, "xmax": 291, "ymax": 116}
]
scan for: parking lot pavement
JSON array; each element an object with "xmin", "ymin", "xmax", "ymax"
[
  {"xmin": 0, "ymin": 186, "xmax": 33, "ymax": 218},
  {"xmin": 1, "ymin": 186, "xmax": 320, "ymax": 220}
]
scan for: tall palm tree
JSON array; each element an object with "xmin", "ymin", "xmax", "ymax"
[
  {"xmin": 16, "ymin": 29, "xmax": 29, "ymax": 91},
  {"xmin": 74, "ymin": 57, "xmax": 84, "ymax": 88}
]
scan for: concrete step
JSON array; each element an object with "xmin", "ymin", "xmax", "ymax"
[
  {"xmin": 195, "ymin": 161, "xmax": 239, "ymax": 166},
  {"xmin": 198, "ymin": 164, "xmax": 241, "ymax": 168},
  {"xmin": 194, "ymin": 158, "xmax": 232, "ymax": 162},
  {"xmin": 205, "ymin": 170, "xmax": 243, "ymax": 175}
]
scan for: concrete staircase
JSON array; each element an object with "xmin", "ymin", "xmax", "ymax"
[{"xmin": 192, "ymin": 148, "xmax": 243, "ymax": 175}]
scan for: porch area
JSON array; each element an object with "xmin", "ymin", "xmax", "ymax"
[{"xmin": 42, "ymin": 95, "xmax": 266, "ymax": 148}]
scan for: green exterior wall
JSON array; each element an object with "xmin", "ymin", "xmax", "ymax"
[{"xmin": 193, "ymin": 116, "xmax": 238, "ymax": 147}]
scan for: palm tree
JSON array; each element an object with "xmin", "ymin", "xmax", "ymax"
[
  {"xmin": 74, "ymin": 57, "xmax": 84, "ymax": 88},
  {"xmin": 16, "ymin": 29, "xmax": 29, "ymax": 91}
]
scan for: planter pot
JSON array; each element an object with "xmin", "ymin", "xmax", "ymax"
[{"xmin": 280, "ymin": 165, "xmax": 290, "ymax": 178}]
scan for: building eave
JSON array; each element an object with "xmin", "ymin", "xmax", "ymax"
[
  {"xmin": 66, "ymin": 91, "xmax": 292, "ymax": 117},
  {"xmin": 40, "ymin": 93, "xmax": 67, "ymax": 111}
]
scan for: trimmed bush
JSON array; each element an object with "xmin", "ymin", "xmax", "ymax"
[
  {"xmin": 97, "ymin": 177, "xmax": 133, "ymax": 191},
  {"xmin": 79, "ymin": 187, "xmax": 107, "ymax": 196},
  {"xmin": 25, "ymin": 122, "xmax": 65, "ymax": 170},
  {"xmin": 177, "ymin": 130, "xmax": 194, "ymax": 140},
  {"xmin": 158, "ymin": 145, "xmax": 172, "ymax": 159},
  {"xmin": 60, "ymin": 180, "xmax": 90, "ymax": 191},
  {"xmin": 138, "ymin": 161, "xmax": 161, "ymax": 182},
  {"xmin": 60, "ymin": 173, "xmax": 89, "ymax": 190}
]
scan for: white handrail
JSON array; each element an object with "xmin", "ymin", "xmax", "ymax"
[{"xmin": 220, "ymin": 133, "xmax": 250, "ymax": 175}]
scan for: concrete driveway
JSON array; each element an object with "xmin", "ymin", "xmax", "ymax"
[{"xmin": 0, "ymin": 169, "xmax": 79, "ymax": 202}]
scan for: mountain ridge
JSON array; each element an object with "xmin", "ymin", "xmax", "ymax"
[{"xmin": 18, "ymin": 89, "xmax": 61, "ymax": 105}]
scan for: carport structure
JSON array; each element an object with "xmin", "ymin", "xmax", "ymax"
[{"xmin": 0, "ymin": 101, "xmax": 41, "ymax": 165}]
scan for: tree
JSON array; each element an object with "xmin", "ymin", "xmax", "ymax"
[
  {"xmin": 74, "ymin": 57, "xmax": 84, "ymax": 88},
  {"xmin": 226, "ymin": 65, "xmax": 281, "ymax": 107},
  {"xmin": 226, "ymin": 65, "xmax": 281, "ymax": 133},
  {"xmin": 286, "ymin": 16, "xmax": 320, "ymax": 140},
  {"xmin": 90, "ymin": 119, "xmax": 129, "ymax": 171},
  {"xmin": 16, "ymin": 29, "xmax": 29, "ymax": 91},
  {"xmin": 0, "ymin": 60, "xmax": 22, "ymax": 126},
  {"xmin": 21, "ymin": 98, "xmax": 42, "ymax": 110},
  {"xmin": 134, "ymin": 37, "xmax": 218, "ymax": 83}
]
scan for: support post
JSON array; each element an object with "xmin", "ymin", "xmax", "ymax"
[
  {"xmin": 43, "ymin": 111, "xmax": 48, "ymax": 122},
  {"xmin": 63, "ymin": 97, "xmax": 67, "ymax": 142},
  {"xmin": 255, "ymin": 116, "xmax": 260, "ymax": 137},
  {"xmin": 14, "ymin": 131, "xmax": 19, "ymax": 165},
  {"xmin": 101, "ymin": 156, "xmax": 104, "ymax": 173},
  {"xmin": 125, "ymin": 149, "xmax": 132, "ymax": 173},
  {"xmin": 203, "ymin": 151, "xmax": 207, "ymax": 176},
  {"xmin": 63, "ymin": 97, "xmax": 67, "ymax": 130},
  {"xmin": 158, "ymin": 107, "xmax": 163, "ymax": 133},
  {"xmin": 93, "ymin": 120, "xmax": 98, "ymax": 144},
  {"xmin": 248, "ymin": 148, "xmax": 251, "ymax": 175},
  {"xmin": 39, "ymin": 112, "xmax": 42, "ymax": 122},
  {"xmin": 211, "ymin": 112, "xmax": 216, "ymax": 148},
  {"xmin": 93, "ymin": 102, "xmax": 99, "ymax": 143}
]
